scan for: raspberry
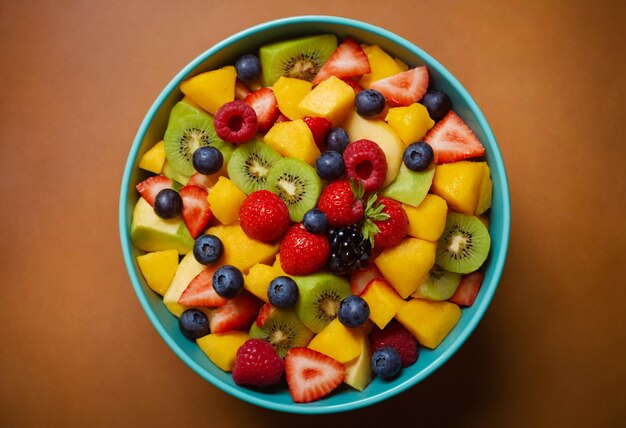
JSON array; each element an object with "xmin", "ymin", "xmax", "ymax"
[
  {"xmin": 369, "ymin": 320, "xmax": 419, "ymax": 367},
  {"xmin": 232, "ymin": 339, "xmax": 285, "ymax": 387},
  {"xmin": 214, "ymin": 100, "xmax": 258, "ymax": 143},
  {"xmin": 372, "ymin": 197, "xmax": 408, "ymax": 248},
  {"xmin": 239, "ymin": 190, "xmax": 290, "ymax": 242},
  {"xmin": 317, "ymin": 180, "xmax": 364, "ymax": 227},
  {"xmin": 343, "ymin": 139, "xmax": 387, "ymax": 192},
  {"xmin": 280, "ymin": 224, "xmax": 330, "ymax": 275},
  {"xmin": 303, "ymin": 116, "xmax": 333, "ymax": 150}
]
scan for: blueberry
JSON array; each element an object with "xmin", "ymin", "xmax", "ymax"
[
  {"xmin": 267, "ymin": 276, "xmax": 299, "ymax": 308},
  {"xmin": 403, "ymin": 142, "xmax": 434, "ymax": 171},
  {"xmin": 337, "ymin": 295, "xmax": 370, "ymax": 328},
  {"xmin": 303, "ymin": 209, "xmax": 328, "ymax": 234},
  {"xmin": 315, "ymin": 151, "xmax": 345, "ymax": 181},
  {"xmin": 325, "ymin": 127, "xmax": 350, "ymax": 153},
  {"xmin": 154, "ymin": 189, "xmax": 182, "ymax": 219},
  {"xmin": 193, "ymin": 234, "xmax": 223, "ymax": 265},
  {"xmin": 371, "ymin": 347, "xmax": 402, "ymax": 379},
  {"xmin": 212, "ymin": 265, "xmax": 244, "ymax": 298},
  {"xmin": 235, "ymin": 54, "xmax": 261, "ymax": 83},
  {"xmin": 420, "ymin": 90, "xmax": 451, "ymax": 122},
  {"xmin": 355, "ymin": 89, "xmax": 386, "ymax": 118},
  {"xmin": 192, "ymin": 146, "xmax": 223, "ymax": 175},
  {"xmin": 179, "ymin": 309, "xmax": 210, "ymax": 340}
]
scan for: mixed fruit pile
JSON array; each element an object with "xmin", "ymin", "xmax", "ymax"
[{"xmin": 131, "ymin": 34, "xmax": 492, "ymax": 403}]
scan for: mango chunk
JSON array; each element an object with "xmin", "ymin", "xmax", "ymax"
[
  {"xmin": 307, "ymin": 318, "xmax": 362, "ymax": 363},
  {"xmin": 298, "ymin": 76, "xmax": 355, "ymax": 125},
  {"xmin": 360, "ymin": 279, "xmax": 405, "ymax": 329},
  {"xmin": 403, "ymin": 194, "xmax": 448, "ymax": 241},
  {"xmin": 206, "ymin": 224, "xmax": 279, "ymax": 273},
  {"xmin": 136, "ymin": 249, "xmax": 179, "ymax": 296},
  {"xmin": 395, "ymin": 299, "xmax": 461, "ymax": 349},
  {"xmin": 263, "ymin": 119, "xmax": 320, "ymax": 166},
  {"xmin": 359, "ymin": 45, "xmax": 404, "ymax": 88},
  {"xmin": 386, "ymin": 103, "xmax": 434, "ymax": 145},
  {"xmin": 475, "ymin": 163, "xmax": 493, "ymax": 215},
  {"xmin": 431, "ymin": 161, "xmax": 487, "ymax": 215},
  {"xmin": 207, "ymin": 176, "xmax": 247, "ymax": 225},
  {"xmin": 244, "ymin": 262, "xmax": 284, "ymax": 302},
  {"xmin": 273, "ymin": 76, "xmax": 312, "ymax": 120},
  {"xmin": 180, "ymin": 66, "xmax": 236, "ymax": 115},
  {"xmin": 139, "ymin": 141, "xmax": 166, "ymax": 174},
  {"xmin": 197, "ymin": 331, "xmax": 249, "ymax": 371}
]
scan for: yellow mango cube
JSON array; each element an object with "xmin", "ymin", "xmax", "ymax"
[
  {"xmin": 307, "ymin": 318, "xmax": 362, "ymax": 363},
  {"xmin": 386, "ymin": 104, "xmax": 435, "ymax": 145},
  {"xmin": 207, "ymin": 176, "xmax": 247, "ymax": 224},
  {"xmin": 360, "ymin": 279, "xmax": 406, "ymax": 329},
  {"xmin": 475, "ymin": 163, "xmax": 493, "ymax": 215},
  {"xmin": 403, "ymin": 194, "xmax": 448, "ymax": 241},
  {"xmin": 136, "ymin": 249, "xmax": 179, "ymax": 296},
  {"xmin": 359, "ymin": 45, "xmax": 404, "ymax": 88},
  {"xmin": 263, "ymin": 119, "xmax": 320, "ymax": 166},
  {"xmin": 374, "ymin": 237, "xmax": 436, "ymax": 298},
  {"xmin": 180, "ymin": 66, "xmax": 236, "ymax": 115},
  {"xmin": 244, "ymin": 263, "xmax": 278, "ymax": 302},
  {"xmin": 273, "ymin": 76, "xmax": 312, "ymax": 120},
  {"xmin": 394, "ymin": 57, "xmax": 409, "ymax": 71},
  {"xmin": 139, "ymin": 141, "xmax": 166, "ymax": 174},
  {"xmin": 206, "ymin": 224, "xmax": 279, "ymax": 273},
  {"xmin": 395, "ymin": 299, "xmax": 461, "ymax": 349},
  {"xmin": 196, "ymin": 331, "xmax": 249, "ymax": 371},
  {"xmin": 431, "ymin": 161, "xmax": 487, "ymax": 215},
  {"xmin": 298, "ymin": 76, "xmax": 355, "ymax": 125}
]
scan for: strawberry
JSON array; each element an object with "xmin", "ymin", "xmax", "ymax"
[
  {"xmin": 208, "ymin": 291, "xmax": 259, "ymax": 334},
  {"xmin": 369, "ymin": 197, "xmax": 408, "ymax": 249},
  {"xmin": 232, "ymin": 339, "xmax": 285, "ymax": 387},
  {"xmin": 179, "ymin": 185, "xmax": 212, "ymax": 238},
  {"xmin": 244, "ymin": 88, "xmax": 279, "ymax": 133},
  {"xmin": 178, "ymin": 268, "xmax": 228, "ymax": 307},
  {"xmin": 317, "ymin": 180, "xmax": 364, "ymax": 227},
  {"xmin": 369, "ymin": 320, "xmax": 419, "ymax": 367},
  {"xmin": 312, "ymin": 37, "xmax": 371, "ymax": 84},
  {"xmin": 255, "ymin": 302, "xmax": 273, "ymax": 327},
  {"xmin": 370, "ymin": 66, "xmax": 429, "ymax": 107},
  {"xmin": 350, "ymin": 264, "xmax": 383, "ymax": 295},
  {"xmin": 303, "ymin": 116, "xmax": 333, "ymax": 150},
  {"xmin": 275, "ymin": 113, "xmax": 290, "ymax": 123},
  {"xmin": 239, "ymin": 190, "xmax": 290, "ymax": 242},
  {"xmin": 342, "ymin": 78, "xmax": 364, "ymax": 94},
  {"xmin": 285, "ymin": 347, "xmax": 345, "ymax": 403},
  {"xmin": 423, "ymin": 111, "xmax": 486, "ymax": 163},
  {"xmin": 136, "ymin": 175, "xmax": 172, "ymax": 206},
  {"xmin": 343, "ymin": 139, "xmax": 388, "ymax": 192},
  {"xmin": 449, "ymin": 271, "xmax": 484, "ymax": 307},
  {"xmin": 187, "ymin": 172, "xmax": 219, "ymax": 190},
  {"xmin": 279, "ymin": 224, "xmax": 330, "ymax": 276},
  {"xmin": 235, "ymin": 79, "xmax": 252, "ymax": 100}
]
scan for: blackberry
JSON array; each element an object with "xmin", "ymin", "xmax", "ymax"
[{"xmin": 327, "ymin": 226, "xmax": 372, "ymax": 275}]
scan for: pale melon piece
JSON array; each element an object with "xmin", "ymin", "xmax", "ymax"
[
  {"xmin": 130, "ymin": 198, "xmax": 193, "ymax": 255},
  {"xmin": 163, "ymin": 252, "xmax": 205, "ymax": 317}
]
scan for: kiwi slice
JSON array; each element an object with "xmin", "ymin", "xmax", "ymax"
[
  {"xmin": 436, "ymin": 213, "xmax": 491, "ymax": 274},
  {"xmin": 162, "ymin": 161, "xmax": 189, "ymax": 187},
  {"xmin": 413, "ymin": 265, "xmax": 462, "ymax": 301},
  {"xmin": 266, "ymin": 158, "xmax": 322, "ymax": 222},
  {"xmin": 163, "ymin": 114, "xmax": 234, "ymax": 177},
  {"xmin": 293, "ymin": 273, "xmax": 351, "ymax": 333},
  {"xmin": 227, "ymin": 140, "xmax": 282, "ymax": 194},
  {"xmin": 167, "ymin": 100, "xmax": 208, "ymax": 127},
  {"xmin": 260, "ymin": 34, "xmax": 338, "ymax": 86},
  {"xmin": 249, "ymin": 308, "xmax": 313, "ymax": 357}
]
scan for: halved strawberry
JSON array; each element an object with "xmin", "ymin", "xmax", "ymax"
[
  {"xmin": 275, "ymin": 113, "xmax": 290, "ymax": 123},
  {"xmin": 350, "ymin": 264, "xmax": 383, "ymax": 295},
  {"xmin": 178, "ymin": 267, "xmax": 228, "ymax": 307},
  {"xmin": 423, "ymin": 111, "xmax": 486, "ymax": 163},
  {"xmin": 244, "ymin": 88, "xmax": 279, "ymax": 133},
  {"xmin": 235, "ymin": 79, "xmax": 252, "ymax": 100},
  {"xmin": 370, "ymin": 66, "xmax": 429, "ymax": 107},
  {"xmin": 255, "ymin": 302, "xmax": 273, "ymax": 327},
  {"xmin": 209, "ymin": 291, "xmax": 259, "ymax": 333},
  {"xmin": 180, "ymin": 185, "xmax": 211, "ymax": 238},
  {"xmin": 303, "ymin": 116, "xmax": 333, "ymax": 150},
  {"xmin": 187, "ymin": 172, "xmax": 219, "ymax": 190},
  {"xmin": 312, "ymin": 37, "xmax": 371, "ymax": 84},
  {"xmin": 285, "ymin": 347, "xmax": 345, "ymax": 403},
  {"xmin": 136, "ymin": 175, "xmax": 172, "ymax": 206},
  {"xmin": 342, "ymin": 78, "xmax": 364, "ymax": 94},
  {"xmin": 449, "ymin": 271, "xmax": 484, "ymax": 307}
]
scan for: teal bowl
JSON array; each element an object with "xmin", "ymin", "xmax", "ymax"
[{"xmin": 119, "ymin": 16, "xmax": 510, "ymax": 414}]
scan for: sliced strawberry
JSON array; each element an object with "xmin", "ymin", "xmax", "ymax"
[
  {"xmin": 209, "ymin": 291, "xmax": 259, "ymax": 333},
  {"xmin": 350, "ymin": 264, "xmax": 383, "ymax": 295},
  {"xmin": 303, "ymin": 116, "xmax": 333, "ymax": 150},
  {"xmin": 255, "ymin": 302, "xmax": 273, "ymax": 327},
  {"xmin": 342, "ymin": 78, "xmax": 364, "ymax": 94},
  {"xmin": 187, "ymin": 172, "xmax": 219, "ymax": 190},
  {"xmin": 180, "ymin": 185, "xmax": 211, "ymax": 238},
  {"xmin": 275, "ymin": 113, "xmax": 290, "ymax": 123},
  {"xmin": 312, "ymin": 37, "xmax": 371, "ymax": 85},
  {"xmin": 178, "ymin": 267, "xmax": 228, "ymax": 307},
  {"xmin": 424, "ymin": 111, "xmax": 486, "ymax": 163},
  {"xmin": 235, "ymin": 79, "xmax": 252, "ymax": 100},
  {"xmin": 449, "ymin": 271, "xmax": 484, "ymax": 307},
  {"xmin": 370, "ymin": 66, "xmax": 429, "ymax": 107},
  {"xmin": 244, "ymin": 88, "xmax": 279, "ymax": 133},
  {"xmin": 285, "ymin": 347, "xmax": 345, "ymax": 403},
  {"xmin": 136, "ymin": 175, "xmax": 172, "ymax": 206}
]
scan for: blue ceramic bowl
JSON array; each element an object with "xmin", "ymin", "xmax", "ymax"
[{"xmin": 119, "ymin": 16, "xmax": 510, "ymax": 414}]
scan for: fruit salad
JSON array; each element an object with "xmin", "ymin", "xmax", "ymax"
[{"xmin": 131, "ymin": 34, "xmax": 492, "ymax": 403}]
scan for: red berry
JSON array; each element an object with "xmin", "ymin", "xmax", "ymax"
[
  {"xmin": 244, "ymin": 88, "xmax": 279, "ymax": 133},
  {"xmin": 285, "ymin": 347, "xmax": 345, "ymax": 403},
  {"xmin": 370, "ymin": 66, "xmax": 429, "ymax": 107},
  {"xmin": 449, "ymin": 271, "xmax": 484, "ymax": 307},
  {"xmin": 239, "ymin": 190, "xmax": 290, "ymax": 242},
  {"xmin": 209, "ymin": 291, "xmax": 259, "ymax": 334},
  {"xmin": 317, "ymin": 180, "xmax": 364, "ymax": 227},
  {"xmin": 180, "ymin": 185, "xmax": 212, "ymax": 238},
  {"xmin": 214, "ymin": 100, "xmax": 258, "ymax": 143},
  {"xmin": 280, "ymin": 224, "xmax": 330, "ymax": 276},
  {"xmin": 136, "ymin": 175, "xmax": 172, "ymax": 206},
  {"xmin": 373, "ymin": 197, "xmax": 408, "ymax": 248},
  {"xmin": 343, "ymin": 139, "xmax": 387, "ymax": 192},
  {"xmin": 232, "ymin": 339, "xmax": 285, "ymax": 387},
  {"xmin": 342, "ymin": 78, "xmax": 364, "ymax": 94},
  {"xmin": 369, "ymin": 320, "xmax": 419, "ymax": 367},
  {"xmin": 303, "ymin": 116, "xmax": 333, "ymax": 150},
  {"xmin": 423, "ymin": 111, "xmax": 486, "ymax": 164}
]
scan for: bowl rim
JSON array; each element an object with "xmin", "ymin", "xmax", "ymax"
[{"xmin": 119, "ymin": 15, "xmax": 511, "ymax": 414}]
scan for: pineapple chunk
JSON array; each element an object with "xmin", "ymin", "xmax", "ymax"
[
  {"xmin": 136, "ymin": 249, "xmax": 179, "ymax": 296},
  {"xmin": 431, "ymin": 161, "xmax": 487, "ymax": 215},
  {"xmin": 386, "ymin": 103, "xmax": 434, "ymax": 145},
  {"xmin": 207, "ymin": 176, "xmax": 247, "ymax": 224},
  {"xmin": 180, "ymin": 66, "xmax": 236, "ymax": 115},
  {"xmin": 403, "ymin": 194, "xmax": 448, "ymax": 241},
  {"xmin": 273, "ymin": 76, "xmax": 312, "ymax": 120},
  {"xmin": 359, "ymin": 45, "xmax": 405, "ymax": 88},
  {"xmin": 139, "ymin": 141, "xmax": 166, "ymax": 174},
  {"xmin": 197, "ymin": 331, "xmax": 249, "ymax": 371},
  {"xmin": 263, "ymin": 119, "xmax": 320, "ymax": 166},
  {"xmin": 298, "ymin": 76, "xmax": 355, "ymax": 125},
  {"xmin": 395, "ymin": 299, "xmax": 461, "ymax": 349},
  {"xmin": 206, "ymin": 224, "xmax": 279, "ymax": 273}
]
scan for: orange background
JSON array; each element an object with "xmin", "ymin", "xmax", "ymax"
[{"xmin": 1, "ymin": 1, "xmax": 625, "ymax": 426}]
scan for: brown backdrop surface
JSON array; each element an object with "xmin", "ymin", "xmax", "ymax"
[{"xmin": 1, "ymin": 1, "xmax": 625, "ymax": 426}]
